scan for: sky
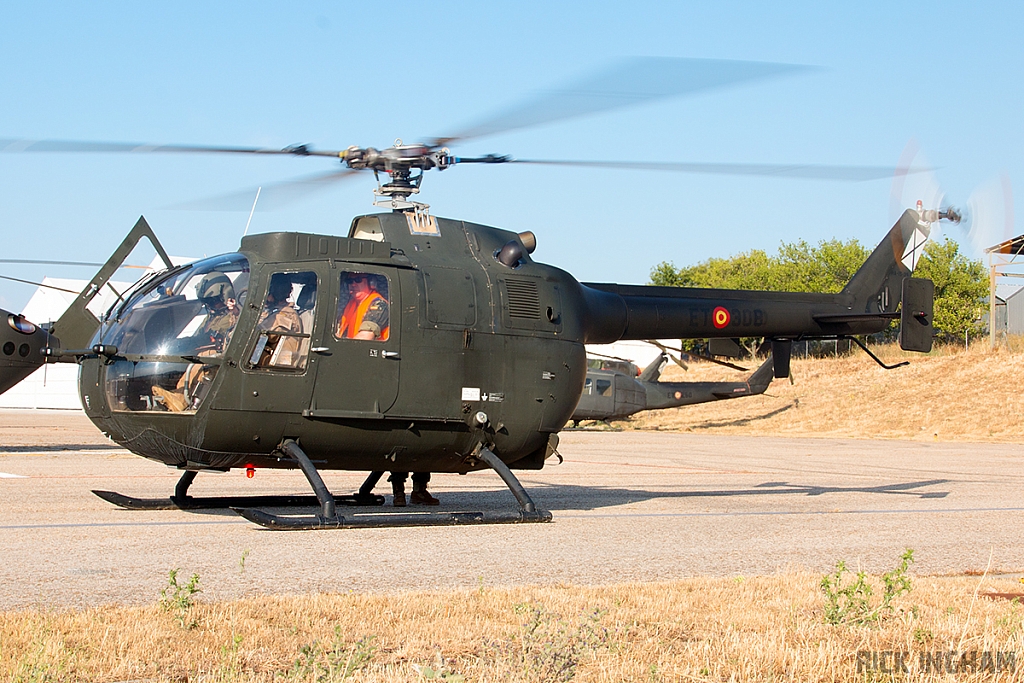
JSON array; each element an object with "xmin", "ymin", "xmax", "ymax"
[{"xmin": 1, "ymin": 1, "xmax": 1021, "ymax": 314}]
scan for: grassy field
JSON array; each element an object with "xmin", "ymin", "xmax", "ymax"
[
  {"xmin": 4, "ymin": 566, "xmax": 1024, "ymax": 682},
  {"xmin": 614, "ymin": 343, "xmax": 1024, "ymax": 443}
]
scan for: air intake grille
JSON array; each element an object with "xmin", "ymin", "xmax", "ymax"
[{"xmin": 505, "ymin": 279, "xmax": 540, "ymax": 319}]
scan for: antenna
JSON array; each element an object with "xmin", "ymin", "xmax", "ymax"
[{"xmin": 242, "ymin": 186, "xmax": 261, "ymax": 237}]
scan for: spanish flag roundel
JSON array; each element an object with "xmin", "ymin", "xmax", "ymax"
[{"xmin": 712, "ymin": 306, "xmax": 730, "ymax": 329}]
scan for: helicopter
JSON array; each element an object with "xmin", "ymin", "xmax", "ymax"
[
  {"xmin": 0, "ymin": 57, "xmax": 957, "ymax": 530},
  {"xmin": 570, "ymin": 347, "xmax": 775, "ymax": 425}
]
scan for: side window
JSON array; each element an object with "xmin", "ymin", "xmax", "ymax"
[
  {"xmin": 249, "ymin": 271, "xmax": 317, "ymax": 371},
  {"xmin": 335, "ymin": 272, "xmax": 390, "ymax": 342}
]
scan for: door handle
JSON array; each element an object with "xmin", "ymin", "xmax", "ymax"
[
  {"xmin": 311, "ymin": 347, "xmax": 330, "ymax": 354},
  {"xmin": 382, "ymin": 350, "xmax": 400, "ymax": 359}
]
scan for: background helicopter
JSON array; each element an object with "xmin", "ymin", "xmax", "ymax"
[
  {"xmin": 0, "ymin": 57, "xmax": 954, "ymax": 531},
  {"xmin": 570, "ymin": 346, "xmax": 775, "ymax": 425}
]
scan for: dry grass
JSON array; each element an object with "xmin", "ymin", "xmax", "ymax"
[
  {"xmin": 619, "ymin": 343, "xmax": 1024, "ymax": 443},
  {"xmin": 3, "ymin": 571, "xmax": 1024, "ymax": 681}
]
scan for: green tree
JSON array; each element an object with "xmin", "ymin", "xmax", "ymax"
[
  {"xmin": 650, "ymin": 238, "xmax": 868, "ymax": 293},
  {"xmin": 913, "ymin": 237, "xmax": 987, "ymax": 342},
  {"xmin": 650, "ymin": 249, "xmax": 773, "ymax": 290},
  {"xmin": 649, "ymin": 261, "xmax": 686, "ymax": 287},
  {"xmin": 768, "ymin": 239, "xmax": 870, "ymax": 293}
]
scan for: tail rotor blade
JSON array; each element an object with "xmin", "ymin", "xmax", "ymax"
[
  {"xmin": 888, "ymin": 142, "xmax": 944, "ymax": 225},
  {"xmin": 965, "ymin": 173, "xmax": 1015, "ymax": 255},
  {"xmin": 889, "ymin": 141, "xmax": 1014, "ymax": 256}
]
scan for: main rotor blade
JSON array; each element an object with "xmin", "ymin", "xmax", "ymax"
[
  {"xmin": 0, "ymin": 274, "xmax": 82, "ymax": 293},
  {"xmin": 166, "ymin": 168, "xmax": 362, "ymax": 211},
  {"xmin": 0, "ymin": 138, "xmax": 345, "ymax": 158},
  {"xmin": 431, "ymin": 57, "xmax": 810, "ymax": 147},
  {"xmin": 507, "ymin": 159, "xmax": 916, "ymax": 182},
  {"xmin": 0, "ymin": 259, "xmax": 147, "ymax": 268},
  {"xmin": 0, "ymin": 259, "xmax": 104, "ymax": 267}
]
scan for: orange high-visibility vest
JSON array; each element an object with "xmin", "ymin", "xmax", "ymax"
[{"xmin": 337, "ymin": 291, "xmax": 389, "ymax": 340}]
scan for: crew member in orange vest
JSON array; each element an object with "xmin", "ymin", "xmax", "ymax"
[
  {"xmin": 336, "ymin": 273, "xmax": 437, "ymax": 506},
  {"xmin": 336, "ymin": 273, "xmax": 390, "ymax": 341}
]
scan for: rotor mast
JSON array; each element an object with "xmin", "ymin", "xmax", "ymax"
[{"xmin": 342, "ymin": 140, "xmax": 450, "ymax": 211}]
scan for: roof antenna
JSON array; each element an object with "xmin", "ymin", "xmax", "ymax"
[{"xmin": 243, "ymin": 186, "xmax": 262, "ymax": 237}]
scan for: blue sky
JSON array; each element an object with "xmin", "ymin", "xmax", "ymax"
[{"xmin": 1, "ymin": 1, "xmax": 1021, "ymax": 312}]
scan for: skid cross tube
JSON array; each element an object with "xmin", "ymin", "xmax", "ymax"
[
  {"xmin": 280, "ymin": 439, "xmax": 336, "ymax": 518},
  {"xmin": 474, "ymin": 446, "xmax": 538, "ymax": 513},
  {"xmin": 174, "ymin": 470, "xmax": 198, "ymax": 500},
  {"xmin": 358, "ymin": 471, "xmax": 385, "ymax": 501}
]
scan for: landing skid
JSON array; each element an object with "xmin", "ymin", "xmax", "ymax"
[
  {"xmin": 92, "ymin": 468, "xmax": 385, "ymax": 511},
  {"xmin": 91, "ymin": 490, "xmax": 384, "ymax": 511},
  {"xmin": 234, "ymin": 508, "xmax": 549, "ymax": 530},
  {"xmin": 234, "ymin": 440, "xmax": 552, "ymax": 530}
]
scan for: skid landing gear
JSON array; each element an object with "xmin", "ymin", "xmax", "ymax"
[
  {"xmin": 233, "ymin": 439, "xmax": 552, "ymax": 530},
  {"xmin": 92, "ymin": 465, "xmax": 385, "ymax": 511}
]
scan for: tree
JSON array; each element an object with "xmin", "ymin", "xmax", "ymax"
[
  {"xmin": 912, "ymin": 237, "xmax": 987, "ymax": 342},
  {"xmin": 650, "ymin": 249, "xmax": 773, "ymax": 289},
  {"xmin": 767, "ymin": 239, "xmax": 870, "ymax": 293},
  {"xmin": 650, "ymin": 238, "xmax": 868, "ymax": 293}
]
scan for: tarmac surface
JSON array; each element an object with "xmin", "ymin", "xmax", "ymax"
[{"xmin": 1, "ymin": 409, "xmax": 1023, "ymax": 609}]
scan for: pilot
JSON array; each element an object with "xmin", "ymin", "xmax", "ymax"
[
  {"xmin": 336, "ymin": 273, "xmax": 389, "ymax": 341},
  {"xmin": 152, "ymin": 272, "xmax": 240, "ymax": 412},
  {"xmin": 388, "ymin": 471, "xmax": 439, "ymax": 506},
  {"xmin": 195, "ymin": 272, "xmax": 240, "ymax": 351},
  {"xmin": 255, "ymin": 274, "xmax": 303, "ymax": 367}
]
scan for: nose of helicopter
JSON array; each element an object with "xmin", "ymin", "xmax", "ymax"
[{"xmin": 0, "ymin": 308, "xmax": 50, "ymax": 395}]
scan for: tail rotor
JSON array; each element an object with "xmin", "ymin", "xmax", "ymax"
[{"xmin": 889, "ymin": 140, "xmax": 1014, "ymax": 257}]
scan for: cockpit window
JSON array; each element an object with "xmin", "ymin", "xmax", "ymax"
[
  {"xmin": 248, "ymin": 271, "xmax": 317, "ymax": 371},
  {"xmin": 95, "ymin": 253, "xmax": 249, "ymax": 357},
  {"xmin": 335, "ymin": 272, "xmax": 390, "ymax": 342},
  {"xmin": 96, "ymin": 253, "xmax": 249, "ymax": 413}
]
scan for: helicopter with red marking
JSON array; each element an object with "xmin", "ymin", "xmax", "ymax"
[{"xmin": 0, "ymin": 57, "xmax": 954, "ymax": 529}]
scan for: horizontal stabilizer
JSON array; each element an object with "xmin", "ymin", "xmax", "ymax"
[
  {"xmin": 0, "ymin": 309, "xmax": 49, "ymax": 395},
  {"xmin": 812, "ymin": 312, "xmax": 899, "ymax": 325}
]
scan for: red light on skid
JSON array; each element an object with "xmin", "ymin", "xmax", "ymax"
[{"xmin": 245, "ymin": 466, "xmax": 255, "ymax": 479}]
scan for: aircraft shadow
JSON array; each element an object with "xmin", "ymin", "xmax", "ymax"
[
  {"xmin": 523, "ymin": 478, "xmax": 952, "ymax": 512},
  {"xmin": 685, "ymin": 401, "xmax": 796, "ymax": 429},
  {"xmin": 99, "ymin": 478, "xmax": 952, "ymax": 521}
]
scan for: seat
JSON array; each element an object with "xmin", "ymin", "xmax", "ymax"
[{"xmin": 294, "ymin": 283, "xmax": 317, "ymax": 368}]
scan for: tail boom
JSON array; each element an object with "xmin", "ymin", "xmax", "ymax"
[{"xmin": 580, "ymin": 209, "xmax": 932, "ymax": 345}]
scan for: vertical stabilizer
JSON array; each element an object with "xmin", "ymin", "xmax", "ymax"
[{"xmin": 842, "ymin": 209, "xmax": 931, "ymax": 315}]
